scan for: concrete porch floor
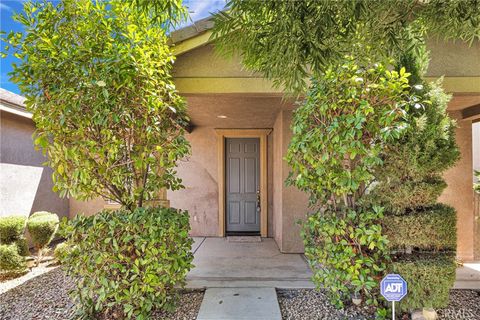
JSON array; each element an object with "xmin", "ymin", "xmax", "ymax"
[{"xmin": 186, "ymin": 237, "xmax": 314, "ymax": 288}]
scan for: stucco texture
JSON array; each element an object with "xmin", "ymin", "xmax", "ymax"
[{"xmin": 0, "ymin": 111, "xmax": 69, "ymax": 219}]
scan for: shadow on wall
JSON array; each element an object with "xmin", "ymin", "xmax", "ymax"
[{"xmin": 0, "ymin": 163, "xmax": 43, "ymax": 217}]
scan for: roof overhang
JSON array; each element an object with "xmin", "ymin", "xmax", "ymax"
[{"xmin": 170, "ymin": 16, "xmax": 215, "ymax": 56}]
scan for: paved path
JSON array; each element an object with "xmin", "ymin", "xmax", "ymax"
[
  {"xmin": 196, "ymin": 287, "xmax": 281, "ymax": 320},
  {"xmin": 187, "ymin": 237, "xmax": 314, "ymax": 289}
]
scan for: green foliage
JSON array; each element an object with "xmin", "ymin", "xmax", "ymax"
[
  {"xmin": 0, "ymin": 216, "xmax": 27, "ymax": 244},
  {"xmin": 287, "ymin": 57, "xmax": 414, "ymax": 206},
  {"xmin": 53, "ymin": 242, "xmax": 71, "ymax": 263},
  {"xmin": 475, "ymin": 170, "xmax": 480, "ymax": 193},
  {"xmin": 369, "ymin": 81, "xmax": 459, "ymax": 213},
  {"xmin": 382, "ymin": 204, "xmax": 456, "ymax": 251},
  {"xmin": 392, "ymin": 253, "xmax": 456, "ymax": 312},
  {"xmin": 5, "ymin": 0, "xmax": 189, "ymax": 209},
  {"xmin": 61, "ymin": 207, "xmax": 194, "ymax": 319},
  {"xmin": 288, "ymin": 57, "xmax": 416, "ymax": 308},
  {"xmin": 0, "ymin": 243, "xmax": 27, "ymax": 272},
  {"xmin": 213, "ymin": 0, "xmax": 480, "ymax": 93},
  {"xmin": 27, "ymin": 211, "xmax": 59, "ymax": 249},
  {"xmin": 15, "ymin": 237, "xmax": 30, "ymax": 257},
  {"xmin": 302, "ymin": 206, "xmax": 389, "ymax": 307}
]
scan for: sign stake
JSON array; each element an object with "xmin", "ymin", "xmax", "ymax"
[{"xmin": 392, "ymin": 301, "xmax": 395, "ymax": 320}]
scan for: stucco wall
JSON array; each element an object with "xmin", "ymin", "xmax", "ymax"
[
  {"xmin": 439, "ymin": 114, "xmax": 475, "ymax": 261},
  {"xmin": 474, "ymin": 122, "xmax": 480, "ymax": 175},
  {"xmin": 426, "ymin": 39, "xmax": 480, "ymax": 77},
  {"xmin": 272, "ymin": 110, "xmax": 309, "ymax": 253},
  {"xmin": 0, "ymin": 110, "xmax": 69, "ymax": 218},
  {"xmin": 167, "ymin": 126, "xmax": 275, "ymax": 237},
  {"xmin": 174, "ymin": 40, "xmax": 480, "ymax": 80}
]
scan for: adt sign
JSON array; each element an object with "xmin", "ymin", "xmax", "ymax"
[{"xmin": 380, "ymin": 274, "xmax": 407, "ymax": 302}]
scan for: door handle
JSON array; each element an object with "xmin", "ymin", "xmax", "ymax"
[{"xmin": 256, "ymin": 190, "xmax": 261, "ymax": 211}]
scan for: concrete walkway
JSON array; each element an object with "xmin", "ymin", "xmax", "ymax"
[
  {"xmin": 187, "ymin": 237, "xmax": 314, "ymax": 289},
  {"xmin": 454, "ymin": 262, "xmax": 480, "ymax": 289},
  {"xmin": 196, "ymin": 287, "xmax": 281, "ymax": 320}
]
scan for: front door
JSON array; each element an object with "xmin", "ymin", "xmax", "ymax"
[{"xmin": 225, "ymin": 138, "xmax": 260, "ymax": 233}]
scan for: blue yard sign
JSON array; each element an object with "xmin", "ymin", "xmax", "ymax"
[{"xmin": 380, "ymin": 274, "xmax": 407, "ymax": 320}]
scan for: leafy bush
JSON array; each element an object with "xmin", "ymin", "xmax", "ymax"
[
  {"xmin": 0, "ymin": 216, "xmax": 27, "ymax": 244},
  {"xmin": 475, "ymin": 170, "xmax": 480, "ymax": 193},
  {"xmin": 27, "ymin": 211, "xmax": 59, "ymax": 249},
  {"xmin": 61, "ymin": 207, "xmax": 194, "ymax": 319},
  {"xmin": 53, "ymin": 242, "xmax": 71, "ymax": 263},
  {"xmin": 6, "ymin": 0, "xmax": 190, "ymax": 210},
  {"xmin": 15, "ymin": 237, "xmax": 30, "ymax": 256},
  {"xmin": 369, "ymin": 81, "xmax": 459, "ymax": 213},
  {"xmin": 303, "ymin": 206, "xmax": 389, "ymax": 307},
  {"xmin": 288, "ymin": 57, "xmax": 416, "ymax": 308},
  {"xmin": 0, "ymin": 244, "xmax": 27, "ymax": 272},
  {"xmin": 392, "ymin": 253, "xmax": 456, "ymax": 312},
  {"xmin": 383, "ymin": 204, "xmax": 456, "ymax": 251}
]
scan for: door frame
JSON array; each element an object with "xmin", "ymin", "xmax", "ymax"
[{"xmin": 215, "ymin": 129, "xmax": 272, "ymax": 237}]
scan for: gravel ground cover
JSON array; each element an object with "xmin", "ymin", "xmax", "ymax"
[
  {"xmin": 277, "ymin": 289, "xmax": 372, "ymax": 320},
  {"xmin": 277, "ymin": 288, "xmax": 480, "ymax": 320},
  {"xmin": 0, "ymin": 268, "xmax": 204, "ymax": 320}
]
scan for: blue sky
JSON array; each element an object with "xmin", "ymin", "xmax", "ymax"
[{"xmin": 0, "ymin": 0, "xmax": 226, "ymax": 94}]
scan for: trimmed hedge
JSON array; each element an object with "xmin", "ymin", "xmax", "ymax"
[
  {"xmin": 0, "ymin": 216, "xmax": 27, "ymax": 244},
  {"xmin": 61, "ymin": 207, "xmax": 194, "ymax": 319},
  {"xmin": 53, "ymin": 242, "xmax": 71, "ymax": 262},
  {"xmin": 27, "ymin": 211, "xmax": 59, "ymax": 249},
  {"xmin": 383, "ymin": 204, "xmax": 456, "ymax": 251},
  {"xmin": 15, "ymin": 237, "xmax": 30, "ymax": 256},
  {"xmin": 392, "ymin": 253, "xmax": 456, "ymax": 312},
  {"xmin": 0, "ymin": 243, "xmax": 27, "ymax": 272}
]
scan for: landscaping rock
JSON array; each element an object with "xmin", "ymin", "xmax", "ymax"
[
  {"xmin": 0, "ymin": 268, "xmax": 204, "ymax": 320},
  {"xmin": 276, "ymin": 289, "xmax": 372, "ymax": 320}
]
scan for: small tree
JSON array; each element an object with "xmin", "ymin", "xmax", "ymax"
[
  {"xmin": 287, "ymin": 57, "xmax": 419, "ymax": 307},
  {"xmin": 5, "ymin": 0, "xmax": 189, "ymax": 210}
]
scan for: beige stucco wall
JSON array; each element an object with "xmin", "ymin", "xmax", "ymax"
[
  {"xmin": 0, "ymin": 110, "xmax": 69, "ymax": 219},
  {"xmin": 272, "ymin": 110, "xmax": 310, "ymax": 253},
  {"xmin": 439, "ymin": 114, "xmax": 475, "ymax": 261},
  {"xmin": 426, "ymin": 39, "xmax": 480, "ymax": 77},
  {"xmin": 69, "ymin": 197, "xmax": 105, "ymax": 217},
  {"xmin": 174, "ymin": 40, "xmax": 480, "ymax": 80}
]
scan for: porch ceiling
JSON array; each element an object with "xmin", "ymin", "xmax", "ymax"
[{"xmin": 184, "ymin": 95, "xmax": 294, "ymax": 128}]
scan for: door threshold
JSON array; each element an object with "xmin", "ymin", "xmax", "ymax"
[{"xmin": 227, "ymin": 236, "xmax": 262, "ymax": 243}]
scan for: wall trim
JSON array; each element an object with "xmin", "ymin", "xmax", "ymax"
[{"xmin": 215, "ymin": 128, "xmax": 272, "ymax": 237}]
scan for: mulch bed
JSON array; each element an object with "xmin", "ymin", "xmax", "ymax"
[
  {"xmin": 0, "ymin": 268, "xmax": 204, "ymax": 320},
  {"xmin": 277, "ymin": 288, "xmax": 480, "ymax": 320}
]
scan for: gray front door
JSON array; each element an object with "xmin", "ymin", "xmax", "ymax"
[{"xmin": 226, "ymin": 138, "xmax": 260, "ymax": 233}]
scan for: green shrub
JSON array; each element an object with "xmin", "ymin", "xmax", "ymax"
[
  {"xmin": 392, "ymin": 253, "xmax": 456, "ymax": 312},
  {"xmin": 53, "ymin": 242, "xmax": 71, "ymax": 263},
  {"xmin": 383, "ymin": 204, "xmax": 456, "ymax": 251},
  {"xmin": 15, "ymin": 237, "xmax": 30, "ymax": 256},
  {"xmin": 27, "ymin": 211, "xmax": 59, "ymax": 249},
  {"xmin": 0, "ymin": 216, "xmax": 27, "ymax": 244},
  {"xmin": 0, "ymin": 243, "xmax": 27, "ymax": 272},
  {"xmin": 302, "ymin": 206, "xmax": 389, "ymax": 307},
  {"xmin": 62, "ymin": 207, "xmax": 194, "ymax": 319},
  {"xmin": 370, "ymin": 81, "xmax": 459, "ymax": 213}
]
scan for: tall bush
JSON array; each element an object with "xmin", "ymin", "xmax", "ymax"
[
  {"xmin": 369, "ymin": 59, "xmax": 460, "ymax": 312},
  {"xmin": 5, "ymin": 0, "xmax": 189, "ymax": 210},
  {"xmin": 287, "ymin": 57, "xmax": 418, "ymax": 307},
  {"xmin": 60, "ymin": 207, "xmax": 193, "ymax": 319},
  {"xmin": 5, "ymin": 0, "xmax": 193, "ymax": 317}
]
